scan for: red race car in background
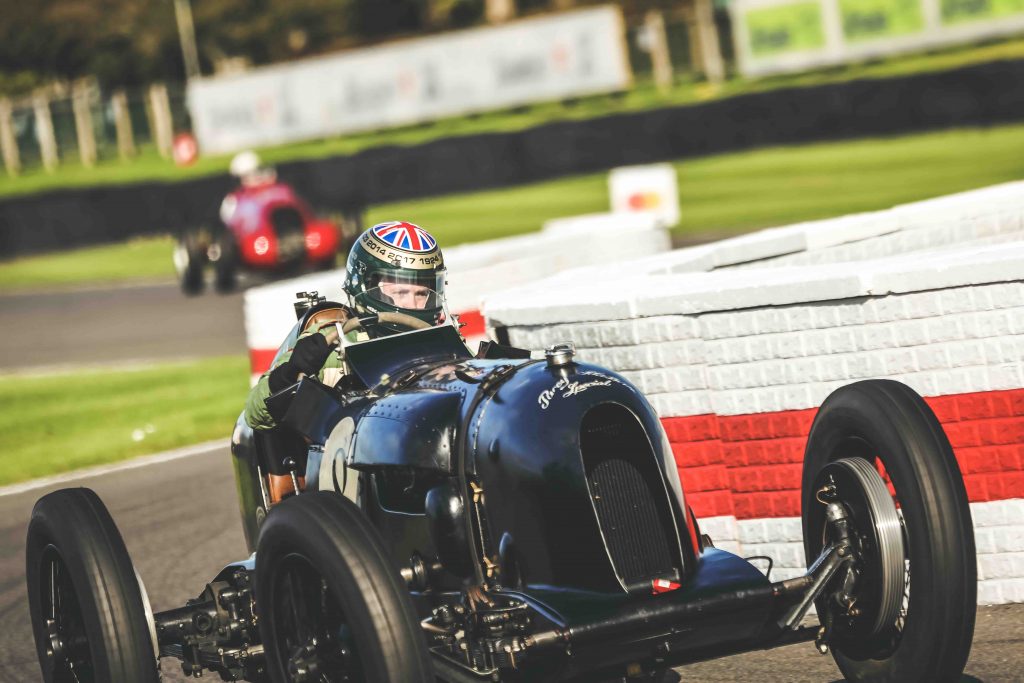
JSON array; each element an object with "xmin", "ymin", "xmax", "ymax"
[{"xmin": 174, "ymin": 151, "xmax": 344, "ymax": 295}]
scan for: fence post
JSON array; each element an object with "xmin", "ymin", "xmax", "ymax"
[
  {"xmin": 644, "ymin": 10, "xmax": 674, "ymax": 94},
  {"xmin": 692, "ymin": 0, "xmax": 726, "ymax": 84},
  {"xmin": 0, "ymin": 97, "xmax": 20, "ymax": 177},
  {"xmin": 33, "ymin": 92, "xmax": 59, "ymax": 172},
  {"xmin": 148, "ymin": 83, "xmax": 174, "ymax": 159},
  {"xmin": 111, "ymin": 89, "xmax": 136, "ymax": 160},
  {"xmin": 485, "ymin": 0, "xmax": 515, "ymax": 23},
  {"xmin": 71, "ymin": 80, "xmax": 97, "ymax": 167}
]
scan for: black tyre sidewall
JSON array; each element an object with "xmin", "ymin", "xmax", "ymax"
[
  {"xmin": 25, "ymin": 488, "xmax": 158, "ymax": 683},
  {"xmin": 801, "ymin": 380, "xmax": 976, "ymax": 682},
  {"xmin": 179, "ymin": 231, "xmax": 206, "ymax": 295},
  {"xmin": 214, "ymin": 233, "xmax": 238, "ymax": 293},
  {"xmin": 256, "ymin": 491, "xmax": 433, "ymax": 683}
]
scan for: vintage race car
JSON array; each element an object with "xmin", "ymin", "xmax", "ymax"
[
  {"xmin": 26, "ymin": 292, "xmax": 977, "ymax": 682},
  {"xmin": 173, "ymin": 182, "xmax": 346, "ymax": 295}
]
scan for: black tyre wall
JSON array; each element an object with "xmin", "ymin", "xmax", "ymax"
[{"xmin": 4, "ymin": 59, "xmax": 1024, "ymax": 258}]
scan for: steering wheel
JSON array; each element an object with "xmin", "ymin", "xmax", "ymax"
[{"xmin": 341, "ymin": 312, "xmax": 432, "ymax": 335}]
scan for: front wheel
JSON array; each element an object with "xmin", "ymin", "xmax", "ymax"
[
  {"xmin": 256, "ymin": 492, "xmax": 433, "ymax": 683},
  {"xmin": 802, "ymin": 379, "xmax": 976, "ymax": 682},
  {"xmin": 26, "ymin": 488, "xmax": 159, "ymax": 683}
]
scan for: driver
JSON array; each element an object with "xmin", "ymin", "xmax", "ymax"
[{"xmin": 244, "ymin": 220, "xmax": 447, "ymax": 431}]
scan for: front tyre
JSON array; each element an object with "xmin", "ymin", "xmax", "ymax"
[
  {"xmin": 256, "ymin": 492, "xmax": 433, "ymax": 683},
  {"xmin": 801, "ymin": 380, "xmax": 976, "ymax": 682},
  {"xmin": 26, "ymin": 488, "xmax": 159, "ymax": 683}
]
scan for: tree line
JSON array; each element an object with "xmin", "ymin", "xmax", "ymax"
[{"xmin": 0, "ymin": 0, "xmax": 491, "ymax": 96}]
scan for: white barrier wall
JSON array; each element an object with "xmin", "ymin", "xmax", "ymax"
[
  {"xmin": 484, "ymin": 183, "xmax": 1024, "ymax": 604},
  {"xmin": 243, "ymin": 213, "xmax": 670, "ymax": 381}
]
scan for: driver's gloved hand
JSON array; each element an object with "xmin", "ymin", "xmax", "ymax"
[{"xmin": 268, "ymin": 334, "xmax": 334, "ymax": 392}]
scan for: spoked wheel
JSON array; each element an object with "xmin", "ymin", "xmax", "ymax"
[
  {"xmin": 270, "ymin": 553, "xmax": 364, "ymax": 682},
  {"xmin": 256, "ymin": 492, "xmax": 433, "ymax": 683},
  {"xmin": 26, "ymin": 488, "xmax": 159, "ymax": 683},
  {"xmin": 802, "ymin": 380, "xmax": 976, "ymax": 682}
]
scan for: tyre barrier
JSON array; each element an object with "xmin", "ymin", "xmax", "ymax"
[
  {"xmin": 243, "ymin": 212, "xmax": 670, "ymax": 382},
  {"xmin": 483, "ymin": 181, "xmax": 1024, "ymax": 605}
]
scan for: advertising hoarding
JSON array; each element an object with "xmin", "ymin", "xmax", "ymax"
[
  {"xmin": 732, "ymin": 0, "xmax": 1024, "ymax": 77},
  {"xmin": 188, "ymin": 6, "xmax": 632, "ymax": 155}
]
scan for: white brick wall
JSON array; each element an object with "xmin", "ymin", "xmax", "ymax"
[{"xmin": 483, "ymin": 182, "xmax": 1024, "ymax": 606}]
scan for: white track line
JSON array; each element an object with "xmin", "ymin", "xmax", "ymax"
[{"xmin": 0, "ymin": 439, "xmax": 227, "ymax": 498}]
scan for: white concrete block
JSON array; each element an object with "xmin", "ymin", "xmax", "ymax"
[
  {"xmin": 978, "ymin": 553, "xmax": 1024, "ymax": 580},
  {"xmin": 977, "ymin": 580, "xmax": 1004, "ymax": 605},
  {"xmin": 995, "ymin": 525, "xmax": 1024, "ymax": 554},
  {"xmin": 715, "ymin": 540, "xmax": 744, "ymax": 556},
  {"xmin": 698, "ymin": 515, "xmax": 739, "ymax": 543},
  {"xmin": 769, "ymin": 567, "xmax": 809, "ymax": 582},
  {"xmin": 926, "ymin": 317, "xmax": 964, "ymax": 343},
  {"xmin": 868, "ymin": 243, "xmax": 1024, "ymax": 295},
  {"xmin": 971, "ymin": 501, "xmax": 1009, "ymax": 527},
  {"xmin": 986, "ymin": 363, "xmax": 1024, "ymax": 391},
  {"xmin": 1003, "ymin": 578, "xmax": 1024, "ymax": 604},
  {"xmin": 742, "ymin": 542, "xmax": 805, "ymax": 568},
  {"xmin": 974, "ymin": 528, "xmax": 998, "ymax": 556}
]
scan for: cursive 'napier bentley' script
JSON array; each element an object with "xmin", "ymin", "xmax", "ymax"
[{"xmin": 537, "ymin": 371, "xmax": 625, "ymax": 409}]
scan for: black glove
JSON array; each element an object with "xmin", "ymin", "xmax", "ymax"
[{"xmin": 268, "ymin": 334, "xmax": 334, "ymax": 392}]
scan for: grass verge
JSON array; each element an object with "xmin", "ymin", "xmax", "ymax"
[
  {"xmin": 2, "ymin": 35, "xmax": 1024, "ymax": 198},
  {"xmin": 2, "ymin": 122, "xmax": 1023, "ymax": 291},
  {"xmin": 375, "ymin": 123, "xmax": 1024, "ymax": 238},
  {"xmin": 0, "ymin": 236, "xmax": 176, "ymax": 290},
  {"xmin": 0, "ymin": 355, "xmax": 250, "ymax": 486}
]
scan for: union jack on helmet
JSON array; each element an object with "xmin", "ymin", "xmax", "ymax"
[{"xmin": 343, "ymin": 221, "xmax": 447, "ymax": 335}]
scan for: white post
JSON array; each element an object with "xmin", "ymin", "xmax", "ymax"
[
  {"xmin": 111, "ymin": 89, "xmax": 136, "ymax": 160},
  {"xmin": 148, "ymin": 83, "xmax": 174, "ymax": 159},
  {"xmin": 173, "ymin": 0, "xmax": 202, "ymax": 80},
  {"xmin": 485, "ymin": 0, "xmax": 516, "ymax": 24},
  {"xmin": 645, "ymin": 10, "xmax": 674, "ymax": 94},
  {"xmin": 32, "ymin": 92, "xmax": 59, "ymax": 172},
  {"xmin": 71, "ymin": 81, "xmax": 97, "ymax": 168},
  {"xmin": 0, "ymin": 97, "xmax": 20, "ymax": 177},
  {"xmin": 693, "ymin": 0, "xmax": 725, "ymax": 84}
]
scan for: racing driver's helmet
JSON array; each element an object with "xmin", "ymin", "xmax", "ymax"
[
  {"xmin": 229, "ymin": 150, "xmax": 276, "ymax": 187},
  {"xmin": 343, "ymin": 221, "xmax": 447, "ymax": 336}
]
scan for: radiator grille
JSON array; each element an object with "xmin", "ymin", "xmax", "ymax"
[
  {"xmin": 581, "ymin": 404, "xmax": 680, "ymax": 590},
  {"xmin": 588, "ymin": 458, "xmax": 675, "ymax": 585}
]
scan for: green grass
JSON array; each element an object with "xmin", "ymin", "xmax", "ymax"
[
  {"xmin": 0, "ymin": 236, "xmax": 176, "ymax": 290},
  {"xmin": 3, "ymin": 122, "xmax": 1023, "ymax": 291},
  {"xmin": 2, "ymin": 34, "xmax": 1024, "ymax": 199},
  {"xmin": 0, "ymin": 355, "xmax": 250, "ymax": 486},
  {"xmin": 370, "ymin": 123, "xmax": 1024, "ymax": 240}
]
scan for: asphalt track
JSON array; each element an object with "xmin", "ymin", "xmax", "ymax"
[
  {"xmin": 0, "ymin": 445, "xmax": 1022, "ymax": 682},
  {"xmin": 0, "ymin": 281, "xmax": 246, "ymax": 372},
  {"xmin": 1, "ymin": 280, "xmax": 1023, "ymax": 681}
]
